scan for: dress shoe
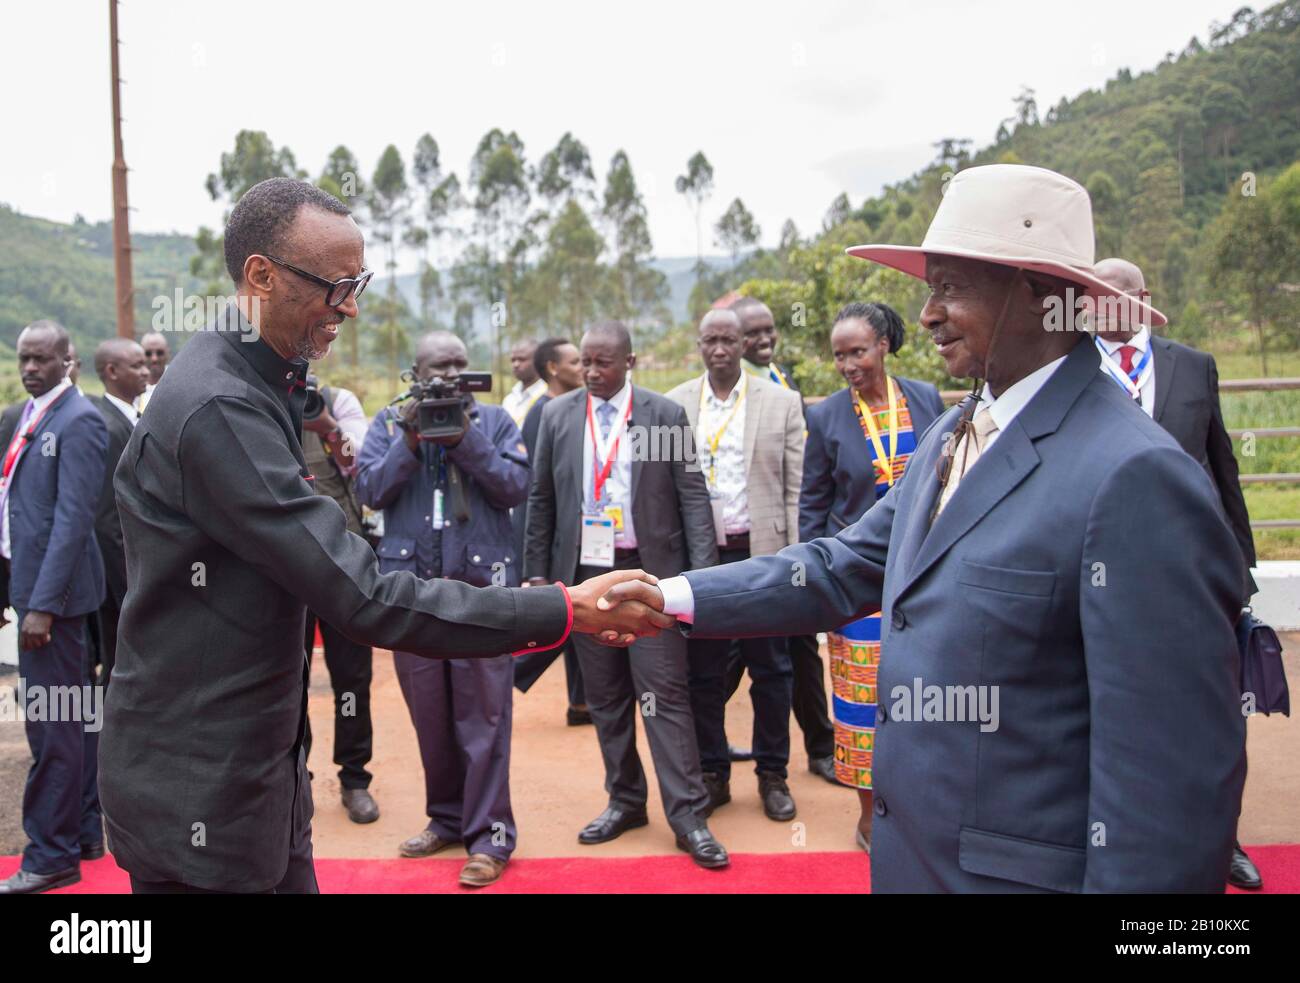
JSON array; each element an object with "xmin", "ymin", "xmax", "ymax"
[
  {"xmin": 566, "ymin": 706, "xmax": 593, "ymax": 726},
  {"xmin": 578, "ymin": 805, "xmax": 648, "ymax": 844},
  {"xmin": 399, "ymin": 829, "xmax": 460, "ymax": 858},
  {"xmin": 758, "ymin": 772, "xmax": 797, "ymax": 821},
  {"xmin": 459, "ymin": 854, "xmax": 508, "ymax": 888},
  {"xmin": 809, "ymin": 755, "xmax": 840, "ymax": 785},
  {"xmin": 80, "ymin": 842, "xmax": 106, "ymax": 861},
  {"xmin": 675, "ymin": 828, "xmax": 730, "ymax": 869},
  {"xmin": 0, "ymin": 867, "xmax": 80, "ymax": 895},
  {"xmin": 701, "ymin": 772, "xmax": 731, "ymax": 817},
  {"xmin": 728, "ymin": 744, "xmax": 754, "ymax": 762},
  {"xmin": 1228, "ymin": 843, "xmax": 1262, "ymax": 890},
  {"xmin": 342, "ymin": 788, "xmax": 380, "ymax": 824}
]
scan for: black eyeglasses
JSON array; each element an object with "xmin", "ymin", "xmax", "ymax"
[{"xmin": 265, "ymin": 255, "xmax": 373, "ymax": 308}]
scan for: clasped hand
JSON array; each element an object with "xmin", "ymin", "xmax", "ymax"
[{"xmin": 564, "ymin": 569, "xmax": 672, "ymax": 647}]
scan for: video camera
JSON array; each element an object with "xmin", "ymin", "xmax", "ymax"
[{"xmin": 388, "ymin": 371, "xmax": 493, "ymax": 440}]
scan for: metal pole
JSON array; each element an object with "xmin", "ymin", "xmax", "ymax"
[{"xmin": 110, "ymin": 0, "xmax": 134, "ymax": 339}]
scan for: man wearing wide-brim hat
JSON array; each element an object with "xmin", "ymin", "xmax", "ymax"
[{"xmin": 603, "ymin": 164, "xmax": 1246, "ymax": 893}]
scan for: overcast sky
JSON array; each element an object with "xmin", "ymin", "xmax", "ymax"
[{"xmin": 9, "ymin": 0, "xmax": 1240, "ymax": 269}]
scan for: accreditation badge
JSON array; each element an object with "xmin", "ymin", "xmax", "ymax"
[
  {"xmin": 580, "ymin": 513, "xmax": 616, "ymax": 568},
  {"xmin": 602, "ymin": 504, "xmax": 625, "ymax": 532}
]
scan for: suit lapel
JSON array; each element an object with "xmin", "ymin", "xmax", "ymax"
[
  {"xmin": 895, "ymin": 340, "xmax": 1099, "ymax": 598},
  {"xmin": 630, "ymin": 386, "xmax": 650, "ymax": 509},
  {"xmin": 12, "ymin": 388, "xmax": 75, "ymax": 482},
  {"xmin": 565, "ymin": 392, "xmax": 587, "ymax": 510},
  {"xmin": 1152, "ymin": 337, "xmax": 1176, "ymax": 424}
]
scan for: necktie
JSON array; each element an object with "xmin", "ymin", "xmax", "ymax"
[
  {"xmin": 1117, "ymin": 345, "xmax": 1137, "ymax": 376},
  {"xmin": 935, "ymin": 407, "xmax": 999, "ymax": 517},
  {"xmin": 596, "ymin": 400, "xmax": 615, "ymax": 441}
]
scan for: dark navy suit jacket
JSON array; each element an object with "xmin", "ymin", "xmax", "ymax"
[
  {"xmin": 356, "ymin": 401, "xmax": 529, "ymax": 589},
  {"xmin": 7, "ymin": 387, "xmax": 108, "ymax": 618},
  {"xmin": 800, "ymin": 376, "xmax": 946, "ymax": 541},
  {"xmin": 681, "ymin": 340, "xmax": 1245, "ymax": 893}
]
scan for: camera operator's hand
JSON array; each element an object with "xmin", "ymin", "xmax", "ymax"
[
  {"xmin": 398, "ymin": 399, "xmax": 422, "ymax": 453},
  {"xmin": 302, "ymin": 407, "xmax": 338, "ymax": 436}
]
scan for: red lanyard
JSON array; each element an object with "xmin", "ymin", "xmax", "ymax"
[
  {"xmin": 586, "ymin": 389, "xmax": 633, "ymax": 504},
  {"xmin": 2, "ymin": 388, "xmax": 72, "ymax": 481}
]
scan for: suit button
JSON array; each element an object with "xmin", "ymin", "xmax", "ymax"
[
  {"xmin": 891, "ymin": 608, "xmax": 906, "ymax": 630},
  {"xmin": 399, "ymin": 548, "xmax": 408, "ymax": 556},
  {"xmin": 473, "ymin": 555, "xmax": 481, "ymax": 563},
  {"xmin": 874, "ymin": 797, "xmax": 887, "ymax": 817},
  {"xmin": 527, "ymin": 641, "xmax": 537, "ymax": 648},
  {"xmin": 877, "ymin": 704, "xmax": 887, "ymax": 725}
]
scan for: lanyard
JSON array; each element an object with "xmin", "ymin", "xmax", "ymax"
[
  {"xmin": 769, "ymin": 364, "xmax": 790, "ymax": 389},
  {"xmin": 698, "ymin": 373, "xmax": 747, "ymax": 487},
  {"xmin": 853, "ymin": 377, "xmax": 900, "ymax": 487},
  {"xmin": 1095, "ymin": 338, "xmax": 1152, "ymax": 400},
  {"xmin": 587, "ymin": 388, "xmax": 634, "ymax": 505},
  {"xmin": 2, "ymin": 388, "xmax": 73, "ymax": 483}
]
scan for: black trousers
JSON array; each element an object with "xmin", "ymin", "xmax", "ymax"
[
  {"xmin": 303, "ymin": 611, "xmax": 374, "ymax": 790},
  {"xmin": 17, "ymin": 611, "xmax": 101, "ymax": 874},
  {"xmin": 693, "ymin": 545, "xmax": 793, "ymax": 778},
  {"xmin": 726, "ymin": 631, "xmax": 834, "ymax": 761},
  {"xmin": 88, "ymin": 596, "xmax": 121, "ymax": 687}
]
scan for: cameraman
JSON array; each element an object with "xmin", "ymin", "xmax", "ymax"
[
  {"xmin": 355, "ymin": 331, "xmax": 527, "ymax": 889},
  {"xmin": 300, "ymin": 377, "xmax": 381, "ymax": 824}
]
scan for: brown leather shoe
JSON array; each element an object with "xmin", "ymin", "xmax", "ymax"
[
  {"xmin": 398, "ymin": 829, "xmax": 460, "ymax": 858},
  {"xmin": 459, "ymin": 854, "xmax": 507, "ymax": 888}
]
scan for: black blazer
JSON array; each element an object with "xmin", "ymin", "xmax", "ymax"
[
  {"xmin": 90, "ymin": 396, "xmax": 134, "ymax": 608},
  {"xmin": 524, "ymin": 385, "xmax": 719, "ymax": 583},
  {"xmin": 0, "ymin": 401, "xmax": 23, "ymax": 454},
  {"xmin": 1149, "ymin": 336, "xmax": 1257, "ymax": 600},
  {"xmin": 799, "ymin": 376, "xmax": 946, "ymax": 541}
]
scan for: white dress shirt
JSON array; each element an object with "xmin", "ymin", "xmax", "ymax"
[
  {"xmin": 503, "ymin": 378, "xmax": 546, "ymax": 429},
  {"xmin": 583, "ymin": 381, "xmax": 637, "ymax": 549},
  {"xmin": 659, "ymin": 355, "xmax": 1070, "ymax": 623},
  {"xmin": 697, "ymin": 373, "xmax": 749, "ymax": 535},
  {"xmin": 1096, "ymin": 325, "xmax": 1155, "ymax": 417},
  {"xmin": 2, "ymin": 378, "xmax": 73, "ymax": 560},
  {"xmin": 327, "ymin": 386, "xmax": 369, "ymax": 477},
  {"xmin": 105, "ymin": 392, "xmax": 140, "ymax": 427}
]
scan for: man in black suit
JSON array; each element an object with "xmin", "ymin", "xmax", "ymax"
[
  {"xmin": 524, "ymin": 320, "xmax": 729, "ymax": 868},
  {"xmin": 731, "ymin": 296, "xmax": 837, "ymax": 783},
  {"xmin": 97, "ymin": 179, "xmax": 672, "ymax": 895},
  {"xmin": 1094, "ymin": 257, "xmax": 1261, "ymax": 890},
  {"xmin": 88, "ymin": 339, "xmax": 150, "ymax": 687}
]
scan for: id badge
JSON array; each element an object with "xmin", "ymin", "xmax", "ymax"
[
  {"xmin": 710, "ymin": 497, "xmax": 728, "ymax": 547},
  {"xmin": 603, "ymin": 504, "xmax": 625, "ymax": 532},
  {"xmin": 580, "ymin": 514, "xmax": 616, "ymax": 568},
  {"xmin": 433, "ymin": 489, "xmax": 445, "ymax": 529}
]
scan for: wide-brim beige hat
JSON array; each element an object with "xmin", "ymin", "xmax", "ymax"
[{"xmin": 847, "ymin": 164, "xmax": 1167, "ymax": 328}]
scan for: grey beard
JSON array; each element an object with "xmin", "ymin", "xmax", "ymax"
[{"xmin": 293, "ymin": 335, "xmax": 330, "ymax": 361}]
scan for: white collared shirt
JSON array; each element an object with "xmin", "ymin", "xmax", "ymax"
[
  {"xmin": 975, "ymin": 354, "xmax": 1069, "ymax": 446},
  {"xmin": 105, "ymin": 392, "xmax": 140, "ymax": 427},
  {"xmin": 697, "ymin": 373, "xmax": 749, "ymax": 535},
  {"xmin": 1096, "ymin": 326, "xmax": 1155, "ymax": 416},
  {"xmin": 503, "ymin": 378, "xmax": 546, "ymax": 429},
  {"xmin": 582, "ymin": 380, "xmax": 637, "ymax": 549},
  {"xmin": 2, "ymin": 378, "xmax": 73, "ymax": 559}
]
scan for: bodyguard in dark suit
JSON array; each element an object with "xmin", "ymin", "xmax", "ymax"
[
  {"xmin": 88, "ymin": 339, "xmax": 150, "ymax": 686},
  {"xmin": 0, "ymin": 321, "xmax": 108, "ymax": 895},
  {"xmin": 525, "ymin": 319, "xmax": 728, "ymax": 868},
  {"xmin": 97, "ymin": 179, "xmax": 670, "ymax": 895},
  {"xmin": 608, "ymin": 166, "xmax": 1247, "ymax": 892},
  {"xmin": 356, "ymin": 331, "xmax": 528, "ymax": 889},
  {"xmin": 1094, "ymin": 257, "xmax": 1262, "ymax": 891}
]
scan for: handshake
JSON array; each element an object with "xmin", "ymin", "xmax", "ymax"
[{"xmin": 526, "ymin": 570, "xmax": 675, "ymax": 647}]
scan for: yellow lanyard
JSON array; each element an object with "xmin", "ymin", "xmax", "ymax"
[
  {"xmin": 699, "ymin": 373, "xmax": 747, "ymax": 487},
  {"xmin": 769, "ymin": 364, "xmax": 790, "ymax": 388},
  {"xmin": 854, "ymin": 376, "xmax": 899, "ymax": 487}
]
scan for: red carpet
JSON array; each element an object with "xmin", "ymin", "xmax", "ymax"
[{"xmin": 3, "ymin": 846, "xmax": 1296, "ymax": 893}]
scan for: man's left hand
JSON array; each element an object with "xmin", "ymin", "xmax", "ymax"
[{"xmin": 20, "ymin": 610, "xmax": 54, "ymax": 650}]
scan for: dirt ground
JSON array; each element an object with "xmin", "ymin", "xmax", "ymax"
[{"xmin": 3, "ymin": 634, "xmax": 1298, "ymax": 861}]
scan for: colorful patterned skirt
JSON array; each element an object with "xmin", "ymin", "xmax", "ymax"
[{"xmin": 829, "ymin": 613, "xmax": 880, "ymax": 790}]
